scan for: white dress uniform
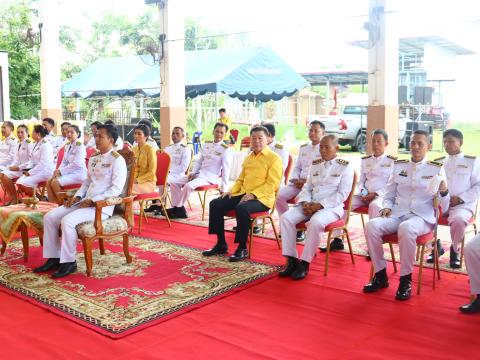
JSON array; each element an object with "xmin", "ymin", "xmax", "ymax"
[
  {"xmin": 170, "ymin": 141, "xmax": 233, "ymax": 207},
  {"xmin": 280, "ymin": 157, "xmax": 355, "ymax": 263},
  {"xmin": 16, "ymin": 139, "xmax": 55, "ymax": 188},
  {"xmin": 2, "ymin": 138, "xmax": 34, "ymax": 179},
  {"xmin": 464, "ymin": 234, "xmax": 480, "ymax": 294},
  {"xmin": 57, "ymin": 140, "xmax": 88, "ymax": 186},
  {"xmin": 44, "ymin": 132, "xmax": 62, "ymax": 157},
  {"xmin": 365, "ymin": 158, "xmax": 450, "ymax": 276},
  {"xmin": 42, "ymin": 149, "xmax": 127, "ymax": 263},
  {"xmin": 164, "ymin": 142, "xmax": 192, "ymax": 203},
  {"xmin": 133, "ymin": 137, "xmax": 159, "ymax": 151},
  {"xmin": 276, "ymin": 142, "xmax": 320, "ymax": 216},
  {"xmin": 0, "ymin": 135, "xmax": 18, "ymax": 170},
  {"xmin": 269, "ymin": 140, "xmax": 289, "ymax": 182},
  {"xmin": 352, "ymin": 153, "xmax": 396, "ymax": 219},
  {"xmin": 434, "ymin": 153, "xmax": 480, "ymax": 252}
]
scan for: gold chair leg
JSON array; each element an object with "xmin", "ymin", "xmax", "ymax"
[
  {"xmin": 269, "ymin": 216, "xmax": 281, "ymax": 249},
  {"xmin": 123, "ymin": 233, "xmax": 132, "ymax": 263},
  {"xmin": 324, "ymin": 232, "xmax": 332, "ymax": 276},
  {"xmin": 416, "ymin": 245, "xmax": 420, "ymax": 262},
  {"xmin": 360, "ymin": 214, "xmax": 366, "ymax": 230},
  {"xmin": 138, "ymin": 200, "xmax": 144, "ymax": 233},
  {"xmin": 248, "ymin": 220, "xmax": 255, "ymax": 258},
  {"xmin": 389, "ymin": 243, "xmax": 397, "ymax": 273},
  {"xmin": 160, "ymin": 199, "xmax": 172, "ymax": 227},
  {"xmin": 201, "ymin": 191, "xmax": 208, "ymax": 221},
  {"xmin": 417, "ymin": 245, "xmax": 426, "ymax": 295},
  {"xmin": 344, "ymin": 228, "xmax": 355, "ymax": 264}
]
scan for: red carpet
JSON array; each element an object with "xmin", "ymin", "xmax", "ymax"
[{"xmin": 0, "ymin": 218, "xmax": 478, "ymax": 359}]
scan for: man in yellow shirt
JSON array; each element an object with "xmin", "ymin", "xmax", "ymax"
[
  {"xmin": 218, "ymin": 108, "xmax": 231, "ymax": 142},
  {"xmin": 203, "ymin": 126, "xmax": 282, "ymax": 262}
]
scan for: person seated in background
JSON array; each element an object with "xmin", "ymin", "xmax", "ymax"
[
  {"xmin": 0, "ymin": 121, "xmax": 18, "ymax": 171},
  {"xmin": 46, "ymin": 125, "xmax": 87, "ymax": 204},
  {"xmin": 0, "ymin": 124, "xmax": 33, "ymax": 205},
  {"xmin": 59, "ymin": 121, "xmax": 71, "ymax": 146},
  {"xmin": 104, "ymin": 120, "xmax": 124, "ymax": 150},
  {"xmin": 427, "ymin": 129, "xmax": 480, "ymax": 268},
  {"xmin": 203, "ymin": 126, "xmax": 282, "ymax": 262},
  {"xmin": 218, "ymin": 108, "xmax": 231, "ymax": 142},
  {"xmin": 275, "ymin": 120, "xmax": 324, "ymax": 241},
  {"xmin": 363, "ymin": 130, "xmax": 449, "ymax": 301},
  {"xmin": 42, "ymin": 117, "xmax": 62, "ymax": 156},
  {"xmin": 16, "ymin": 125, "xmax": 55, "ymax": 196},
  {"xmin": 84, "ymin": 121, "xmax": 102, "ymax": 149},
  {"xmin": 34, "ymin": 124, "xmax": 127, "ymax": 278},
  {"xmin": 460, "ymin": 234, "xmax": 480, "ymax": 313},
  {"xmin": 279, "ymin": 135, "xmax": 354, "ymax": 280},
  {"xmin": 262, "ymin": 122, "xmax": 289, "ymax": 178},
  {"xmin": 132, "ymin": 119, "xmax": 159, "ymax": 151},
  {"xmin": 167, "ymin": 122, "xmax": 232, "ymax": 219},
  {"xmin": 132, "ymin": 124, "xmax": 157, "ymax": 194}
]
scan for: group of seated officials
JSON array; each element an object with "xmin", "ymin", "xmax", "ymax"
[{"xmin": 1, "ymin": 118, "xmax": 480, "ymax": 314}]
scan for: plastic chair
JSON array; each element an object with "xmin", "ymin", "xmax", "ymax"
[
  {"xmin": 192, "ymin": 131, "xmax": 203, "ymax": 155},
  {"xmin": 240, "ymin": 136, "xmax": 251, "ymax": 151},
  {"xmin": 230, "ymin": 129, "xmax": 239, "ymax": 143}
]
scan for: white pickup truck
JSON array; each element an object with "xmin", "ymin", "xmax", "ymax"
[{"xmin": 307, "ymin": 105, "xmax": 406, "ymax": 152}]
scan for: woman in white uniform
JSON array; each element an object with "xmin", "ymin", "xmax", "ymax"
[
  {"xmin": 0, "ymin": 124, "xmax": 34, "ymax": 204},
  {"xmin": 16, "ymin": 125, "xmax": 55, "ymax": 196},
  {"xmin": 46, "ymin": 125, "xmax": 87, "ymax": 204}
]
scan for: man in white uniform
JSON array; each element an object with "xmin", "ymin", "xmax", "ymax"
[
  {"xmin": 58, "ymin": 121, "xmax": 71, "ymax": 147},
  {"xmin": 279, "ymin": 135, "xmax": 354, "ymax": 280},
  {"xmin": 426, "ymin": 129, "xmax": 480, "ymax": 268},
  {"xmin": 85, "ymin": 121, "xmax": 102, "ymax": 149},
  {"xmin": 42, "ymin": 118, "xmax": 62, "ymax": 156},
  {"xmin": 460, "ymin": 234, "xmax": 480, "ymax": 313},
  {"xmin": 0, "ymin": 121, "xmax": 18, "ymax": 170},
  {"xmin": 168, "ymin": 123, "xmax": 232, "ymax": 219},
  {"xmin": 34, "ymin": 124, "xmax": 127, "ymax": 278},
  {"xmin": 363, "ymin": 130, "xmax": 449, "ymax": 301},
  {"xmin": 262, "ymin": 123, "xmax": 288, "ymax": 180}
]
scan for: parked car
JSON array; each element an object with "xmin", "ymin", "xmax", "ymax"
[{"xmin": 306, "ymin": 105, "xmax": 406, "ymax": 153}]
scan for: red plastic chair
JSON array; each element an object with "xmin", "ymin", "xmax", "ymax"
[
  {"xmin": 295, "ymin": 173, "xmax": 358, "ymax": 275},
  {"xmin": 194, "ymin": 184, "xmax": 221, "ymax": 221},
  {"xmin": 86, "ymin": 147, "xmax": 97, "ymax": 160},
  {"xmin": 240, "ymin": 136, "xmax": 251, "ymax": 151},
  {"xmin": 135, "ymin": 151, "xmax": 171, "ymax": 232}
]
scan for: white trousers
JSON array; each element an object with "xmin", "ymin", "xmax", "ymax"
[
  {"xmin": 57, "ymin": 172, "xmax": 87, "ymax": 186},
  {"xmin": 365, "ymin": 214, "xmax": 433, "ymax": 276},
  {"xmin": 280, "ymin": 206, "xmax": 339, "ymax": 263},
  {"xmin": 465, "ymin": 234, "xmax": 480, "ymax": 294},
  {"xmin": 169, "ymin": 175, "xmax": 212, "ymax": 207},
  {"xmin": 43, "ymin": 205, "xmax": 110, "ymax": 263},
  {"xmin": 16, "ymin": 171, "xmax": 52, "ymax": 188},
  {"xmin": 444, "ymin": 207, "xmax": 472, "ymax": 252},
  {"xmin": 276, "ymin": 184, "xmax": 301, "ymax": 216}
]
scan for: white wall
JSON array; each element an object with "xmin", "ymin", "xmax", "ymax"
[{"xmin": 0, "ymin": 52, "xmax": 11, "ymax": 122}]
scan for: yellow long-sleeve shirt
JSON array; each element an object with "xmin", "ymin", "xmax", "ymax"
[
  {"xmin": 230, "ymin": 146, "xmax": 282, "ymax": 208},
  {"xmin": 218, "ymin": 116, "xmax": 232, "ymax": 140},
  {"xmin": 133, "ymin": 143, "xmax": 157, "ymax": 184}
]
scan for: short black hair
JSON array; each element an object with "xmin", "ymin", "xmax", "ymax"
[
  {"xmin": 372, "ymin": 128, "xmax": 388, "ymax": 141},
  {"xmin": 42, "ymin": 117, "xmax": 55, "ymax": 127},
  {"xmin": 17, "ymin": 124, "xmax": 29, "ymax": 136},
  {"xmin": 413, "ymin": 129, "xmax": 430, "ymax": 140},
  {"xmin": 172, "ymin": 126, "xmax": 185, "ymax": 134},
  {"xmin": 69, "ymin": 124, "xmax": 81, "ymax": 137},
  {"xmin": 309, "ymin": 120, "xmax": 325, "ymax": 131},
  {"xmin": 33, "ymin": 124, "xmax": 48, "ymax": 137},
  {"xmin": 250, "ymin": 126, "xmax": 269, "ymax": 137},
  {"xmin": 134, "ymin": 124, "xmax": 150, "ymax": 138},
  {"xmin": 219, "ymin": 108, "xmax": 226, "ymax": 113},
  {"xmin": 61, "ymin": 121, "xmax": 71, "ymax": 128},
  {"xmin": 2, "ymin": 121, "xmax": 14, "ymax": 131},
  {"xmin": 262, "ymin": 123, "xmax": 276, "ymax": 137},
  {"xmin": 214, "ymin": 122, "xmax": 229, "ymax": 132},
  {"xmin": 91, "ymin": 121, "xmax": 103, "ymax": 129},
  {"xmin": 97, "ymin": 124, "xmax": 119, "ymax": 144},
  {"xmin": 443, "ymin": 128, "xmax": 463, "ymax": 141}
]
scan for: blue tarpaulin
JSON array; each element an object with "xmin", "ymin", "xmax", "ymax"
[{"xmin": 62, "ymin": 47, "xmax": 309, "ymax": 102}]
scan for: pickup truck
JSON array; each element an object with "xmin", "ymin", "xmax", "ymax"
[{"xmin": 306, "ymin": 105, "xmax": 406, "ymax": 152}]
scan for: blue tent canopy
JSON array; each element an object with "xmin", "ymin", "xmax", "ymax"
[{"xmin": 62, "ymin": 47, "xmax": 309, "ymax": 102}]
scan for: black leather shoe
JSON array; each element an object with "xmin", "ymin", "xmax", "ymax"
[
  {"xmin": 427, "ymin": 239, "xmax": 445, "ymax": 263},
  {"xmin": 296, "ymin": 231, "xmax": 305, "ymax": 242},
  {"xmin": 228, "ymin": 248, "xmax": 249, "ymax": 262},
  {"xmin": 320, "ymin": 238, "xmax": 344, "ymax": 252},
  {"xmin": 252, "ymin": 226, "xmax": 262, "ymax": 235},
  {"xmin": 449, "ymin": 246, "xmax": 461, "ymax": 269},
  {"xmin": 33, "ymin": 258, "xmax": 60, "ymax": 273},
  {"xmin": 363, "ymin": 268, "xmax": 389, "ymax": 293},
  {"xmin": 291, "ymin": 260, "xmax": 309, "ymax": 280},
  {"xmin": 395, "ymin": 274, "xmax": 412, "ymax": 301},
  {"xmin": 52, "ymin": 262, "xmax": 77, "ymax": 278},
  {"xmin": 145, "ymin": 204, "xmax": 161, "ymax": 213},
  {"xmin": 279, "ymin": 256, "xmax": 299, "ymax": 277},
  {"xmin": 459, "ymin": 295, "xmax": 480, "ymax": 314},
  {"xmin": 202, "ymin": 244, "xmax": 228, "ymax": 256},
  {"xmin": 169, "ymin": 206, "xmax": 188, "ymax": 219}
]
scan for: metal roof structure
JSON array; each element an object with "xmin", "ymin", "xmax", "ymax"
[{"xmin": 300, "ymin": 70, "xmax": 368, "ymax": 86}]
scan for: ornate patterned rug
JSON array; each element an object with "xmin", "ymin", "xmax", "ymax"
[{"xmin": 0, "ymin": 236, "xmax": 280, "ymax": 338}]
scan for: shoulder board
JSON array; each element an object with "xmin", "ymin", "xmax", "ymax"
[
  {"xmin": 180, "ymin": 144, "xmax": 187, "ymax": 148},
  {"xmin": 433, "ymin": 156, "xmax": 446, "ymax": 161},
  {"xmin": 205, "ymin": 140, "xmax": 213, "ymax": 143},
  {"xmin": 275, "ymin": 143, "xmax": 284, "ymax": 149},
  {"xmin": 221, "ymin": 143, "xmax": 228, "ymax": 149},
  {"xmin": 41, "ymin": 139, "xmax": 47, "ymax": 144},
  {"xmin": 361, "ymin": 155, "xmax": 372, "ymax": 160},
  {"xmin": 25, "ymin": 138, "xmax": 31, "ymax": 143},
  {"xmin": 10, "ymin": 136, "xmax": 16, "ymax": 141},
  {"xmin": 465, "ymin": 155, "xmax": 476, "ymax": 159},
  {"xmin": 300, "ymin": 143, "xmax": 308, "ymax": 147},
  {"xmin": 112, "ymin": 151, "xmax": 120, "ymax": 158},
  {"xmin": 427, "ymin": 160, "xmax": 442, "ymax": 167},
  {"xmin": 76, "ymin": 141, "xmax": 82, "ymax": 146},
  {"xmin": 387, "ymin": 155, "xmax": 398, "ymax": 160},
  {"xmin": 394, "ymin": 159, "xmax": 408, "ymax": 164},
  {"xmin": 336, "ymin": 158, "xmax": 349, "ymax": 166},
  {"xmin": 312, "ymin": 159, "xmax": 323, "ymax": 165}
]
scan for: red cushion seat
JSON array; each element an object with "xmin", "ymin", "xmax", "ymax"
[
  {"xmin": 134, "ymin": 192, "xmax": 160, "ymax": 201},
  {"xmin": 382, "ymin": 231, "xmax": 435, "ymax": 245},
  {"xmin": 353, "ymin": 206, "xmax": 369, "ymax": 214},
  {"xmin": 225, "ymin": 209, "xmax": 270, "ymax": 218},
  {"xmin": 61, "ymin": 184, "xmax": 81, "ymax": 191},
  {"xmin": 195, "ymin": 184, "xmax": 219, "ymax": 191},
  {"xmin": 295, "ymin": 219, "xmax": 346, "ymax": 231}
]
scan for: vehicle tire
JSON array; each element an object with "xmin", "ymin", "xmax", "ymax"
[{"xmin": 353, "ymin": 132, "xmax": 367, "ymax": 153}]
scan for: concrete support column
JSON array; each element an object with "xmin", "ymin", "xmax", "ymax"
[
  {"xmin": 158, "ymin": 0, "xmax": 186, "ymax": 148},
  {"xmin": 0, "ymin": 51, "xmax": 11, "ymax": 122},
  {"xmin": 39, "ymin": 0, "xmax": 62, "ymax": 132},
  {"xmin": 366, "ymin": 0, "xmax": 399, "ymax": 155}
]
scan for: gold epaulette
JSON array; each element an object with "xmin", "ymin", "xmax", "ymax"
[
  {"xmin": 112, "ymin": 151, "xmax": 120, "ymax": 158},
  {"xmin": 300, "ymin": 143, "xmax": 308, "ymax": 147},
  {"xmin": 205, "ymin": 140, "xmax": 213, "ymax": 143},
  {"xmin": 221, "ymin": 143, "xmax": 228, "ymax": 148},
  {"xmin": 25, "ymin": 138, "xmax": 31, "ymax": 143},
  {"xmin": 395, "ymin": 159, "xmax": 408, "ymax": 164},
  {"xmin": 312, "ymin": 158, "xmax": 323, "ymax": 165},
  {"xmin": 465, "ymin": 155, "xmax": 477, "ymax": 159},
  {"xmin": 275, "ymin": 143, "xmax": 284, "ymax": 149},
  {"xmin": 336, "ymin": 158, "xmax": 349, "ymax": 166},
  {"xmin": 180, "ymin": 144, "xmax": 186, "ymax": 148},
  {"xmin": 434, "ymin": 156, "xmax": 446, "ymax": 161},
  {"xmin": 427, "ymin": 160, "xmax": 442, "ymax": 167},
  {"xmin": 10, "ymin": 136, "xmax": 16, "ymax": 141},
  {"xmin": 41, "ymin": 139, "xmax": 47, "ymax": 144},
  {"xmin": 76, "ymin": 140, "xmax": 82, "ymax": 146},
  {"xmin": 387, "ymin": 155, "xmax": 398, "ymax": 160},
  {"xmin": 362, "ymin": 155, "xmax": 372, "ymax": 160}
]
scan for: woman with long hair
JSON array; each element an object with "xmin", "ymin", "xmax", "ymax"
[{"xmin": 132, "ymin": 124, "xmax": 157, "ymax": 194}]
